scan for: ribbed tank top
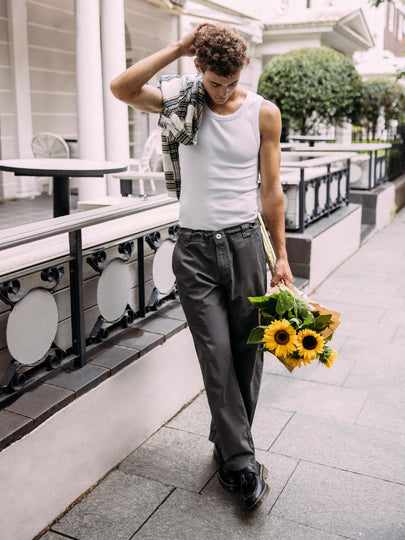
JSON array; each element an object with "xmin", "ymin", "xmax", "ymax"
[{"xmin": 178, "ymin": 90, "xmax": 263, "ymax": 230}]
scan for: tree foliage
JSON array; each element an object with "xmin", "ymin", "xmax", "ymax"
[
  {"xmin": 257, "ymin": 47, "xmax": 364, "ymax": 135},
  {"xmin": 356, "ymin": 78, "xmax": 405, "ymax": 139},
  {"xmin": 369, "ymin": 0, "xmax": 392, "ymax": 6}
]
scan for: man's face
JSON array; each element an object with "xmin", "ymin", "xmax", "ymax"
[{"xmin": 199, "ymin": 68, "xmax": 242, "ymax": 106}]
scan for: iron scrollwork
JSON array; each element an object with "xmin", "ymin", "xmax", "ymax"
[
  {"xmin": 145, "ymin": 228, "xmax": 178, "ymax": 311},
  {"xmin": 87, "ymin": 242, "xmax": 137, "ymax": 343},
  {"xmin": 0, "ymin": 266, "xmax": 65, "ymax": 394}
]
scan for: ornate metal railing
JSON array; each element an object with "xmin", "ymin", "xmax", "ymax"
[
  {"xmin": 280, "ymin": 152, "xmax": 355, "ymax": 233},
  {"xmin": 0, "ymin": 196, "xmax": 178, "ymax": 403},
  {"xmin": 290, "ymin": 143, "xmax": 391, "ymax": 191}
]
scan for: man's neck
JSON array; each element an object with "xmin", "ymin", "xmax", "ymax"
[{"xmin": 207, "ymin": 87, "xmax": 247, "ymax": 116}]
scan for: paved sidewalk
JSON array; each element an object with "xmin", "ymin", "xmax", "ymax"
[{"xmin": 39, "ymin": 208, "xmax": 405, "ymax": 540}]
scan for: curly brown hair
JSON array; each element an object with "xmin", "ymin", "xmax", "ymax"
[{"xmin": 194, "ymin": 24, "xmax": 248, "ymax": 78}]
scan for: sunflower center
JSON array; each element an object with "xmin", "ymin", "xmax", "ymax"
[
  {"xmin": 302, "ymin": 335, "xmax": 318, "ymax": 350},
  {"xmin": 275, "ymin": 330, "xmax": 290, "ymax": 345}
]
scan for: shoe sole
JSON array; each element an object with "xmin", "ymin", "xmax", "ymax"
[
  {"xmin": 218, "ymin": 464, "xmax": 269, "ymax": 493},
  {"xmin": 218, "ymin": 473, "xmax": 240, "ymax": 492},
  {"xmin": 246, "ymin": 481, "xmax": 270, "ymax": 511}
]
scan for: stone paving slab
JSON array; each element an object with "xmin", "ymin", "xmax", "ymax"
[
  {"xmin": 376, "ymin": 306, "xmax": 405, "ymax": 327},
  {"xmin": 334, "ymin": 314, "xmax": 398, "ymax": 342},
  {"xmin": 119, "ymin": 426, "xmax": 217, "ymax": 493},
  {"xmin": 166, "ymin": 392, "xmax": 211, "ymax": 438},
  {"xmin": 51, "ymin": 470, "xmax": 173, "ymax": 540},
  {"xmin": 250, "ymin": 402, "xmax": 294, "ymax": 451},
  {"xmin": 0, "ymin": 409, "xmax": 33, "ymax": 451},
  {"xmin": 259, "ymin": 373, "xmax": 368, "ymax": 424},
  {"xmin": 87, "ymin": 342, "xmax": 140, "ymax": 375},
  {"xmin": 166, "ymin": 392, "xmax": 294, "ymax": 452},
  {"xmin": 356, "ymin": 387, "xmax": 405, "ymax": 435},
  {"xmin": 342, "ymin": 342, "xmax": 405, "ymax": 391},
  {"xmin": 271, "ymin": 461, "xmax": 405, "ymax": 540},
  {"xmin": 134, "ymin": 486, "xmax": 346, "ymax": 540},
  {"xmin": 39, "ymin": 532, "xmax": 69, "ymax": 540},
  {"xmin": 4, "ymin": 382, "xmax": 74, "ymax": 428},
  {"xmin": 271, "ymin": 413, "xmax": 405, "ymax": 484}
]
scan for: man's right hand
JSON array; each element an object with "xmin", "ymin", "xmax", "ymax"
[
  {"xmin": 110, "ymin": 22, "xmax": 212, "ymax": 112},
  {"xmin": 179, "ymin": 23, "xmax": 211, "ymax": 57}
]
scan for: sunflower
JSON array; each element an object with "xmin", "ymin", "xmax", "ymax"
[
  {"xmin": 319, "ymin": 346, "xmax": 338, "ymax": 369},
  {"xmin": 284, "ymin": 351, "xmax": 312, "ymax": 369},
  {"xmin": 296, "ymin": 329, "xmax": 325, "ymax": 362},
  {"xmin": 263, "ymin": 319, "xmax": 297, "ymax": 358}
]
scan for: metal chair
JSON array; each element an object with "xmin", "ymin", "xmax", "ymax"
[{"xmin": 128, "ymin": 130, "xmax": 163, "ymax": 196}]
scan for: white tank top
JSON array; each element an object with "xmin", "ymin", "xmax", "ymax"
[{"xmin": 178, "ymin": 90, "xmax": 263, "ymax": 230}]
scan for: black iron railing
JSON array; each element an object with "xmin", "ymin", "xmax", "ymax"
[
  {"xmin": 0, "ymin": 197, "xmax": 178, "ymax": 402},
  {"xmin": 280, "ymin": 152, "xmax": 353, "ymax": 233}
]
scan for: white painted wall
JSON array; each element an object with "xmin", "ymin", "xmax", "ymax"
[{"xmin": 309, "ymin": 205, "xmax": 362, "ymax": 290}]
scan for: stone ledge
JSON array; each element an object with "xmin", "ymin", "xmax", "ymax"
[
  {"xmin": 286, "ymin": 203, "xmax": 362, "ymax": 291},
  {"xmin": 394, "ymin": 174, "xmax": 405, "ymax": 212},
  {"xmin": 349, "ymin": 181, "xmax": 395, "ymax": 229}
]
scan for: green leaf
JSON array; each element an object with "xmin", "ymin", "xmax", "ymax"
[
  {"xmin": 313, "ymin": 314, "xmax": 332, "ymax": 332},
  {"xmin": 261, "ymin": 312, "xmax": 276, "ymax": 324},
  {"xmin": 247, "ymin": 326, "xmax": 267, "ymax": 344},
  {"xmin": 275, "ymin": 290, "xmax": 294, "ymax": 316},
  {"xmin": 293, "ymin": 295, "xmax": 311, "ymax": 319},
  {"xmin": 248, "ymin": 295, "xmax": 277, "ymax": 310},
  {"xmin": 301, "ymin": 312, "xmax": 315, "ymax": 327}
]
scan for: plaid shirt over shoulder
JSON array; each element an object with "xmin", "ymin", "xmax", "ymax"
[{"xmin": 158, "ymin": 74, "xmax": 206, "ymax": 199}]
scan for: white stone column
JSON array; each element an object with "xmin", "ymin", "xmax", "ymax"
[
  {"xmin": 76, "ymin": 0, "xmax": 107, "ymax": 200},
  {"xmin": 101, "ymin": 0, "xmax": 129, "ymax": 196},
  {"xmin": 335, "ymin": 122, "xmax": 353, "ymax": 144},
  {"xmin": 7, "ymin": 0, "xmax": 36, "ymax": 198}
]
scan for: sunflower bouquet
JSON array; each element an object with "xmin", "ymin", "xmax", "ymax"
[
  {"xmin": 247, "ymin": 286, "xmax": 339, "ymax": 371},
  {"xmin": 250, "ymin": 214, "xmax": 341, "ymax": 372}
]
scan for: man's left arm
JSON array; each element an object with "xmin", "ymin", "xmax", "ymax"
[{"xmin": 259, "ymin": 100, "xmax": 293, "ymax": 286}]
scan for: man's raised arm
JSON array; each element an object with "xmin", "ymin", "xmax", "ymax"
[{"xmin": 110, "ymin": 23, "xmax": 208, "ymax": 113}]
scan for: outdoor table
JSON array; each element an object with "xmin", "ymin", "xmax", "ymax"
[
  {"xmin": 0, "ymin": 159, "xmax": 127, "ymax": 217},
  {"xmin": 289, "ymin": 135, "xmax": 336, "ymax": 147}
]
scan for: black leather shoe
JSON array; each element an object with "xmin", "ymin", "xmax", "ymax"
[
  {"xmin": 218, "ymin": 463, "xmax": 241, "ymax": 492},
  {"xmin": 218, "ymin": 462, "xmax": 269, "ymax": 492},
  {"xmin": 239, "ymin": 468, "xmax": 270, "ymax": 511}
]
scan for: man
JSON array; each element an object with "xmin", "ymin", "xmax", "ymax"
[{"xmin": 111, "ymin": 23, "xmax": 293, "ymax": 511}]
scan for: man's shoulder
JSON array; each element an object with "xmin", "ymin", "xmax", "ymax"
[
  {"xmin": 259, "ymin": 98, "xmax": 280, "ymax": 119},
  {"xmin": 258, "ymin": 98, "xmax": 282, "ymax": 140}
]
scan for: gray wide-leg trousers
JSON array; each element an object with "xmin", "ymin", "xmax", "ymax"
[{"xmin": 172, "ymin": 219, "xmax": 267, "ymax": 471}]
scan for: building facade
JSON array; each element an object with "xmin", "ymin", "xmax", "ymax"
[{"xmin": 1, "ymin": 0, "xmax": 402, "ymax": 201}]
